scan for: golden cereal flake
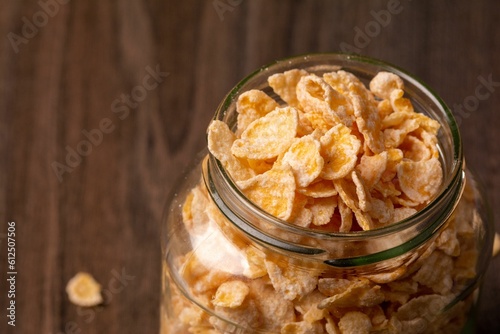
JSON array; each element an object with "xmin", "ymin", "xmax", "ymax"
[
  {"xmin": 345, "ymin": 76, "xmax": 385, "ymax": 154},
  {"xmin": 237, "ymin": 164, "xmax": 296, "ymax": 220},
  {"xmin": 338, "ymin": 311, "xmax": 373, "ymax": 334},
  {"xmin": 318, "ymin": 278, "xmax": 359, "ymax": 296},
  {"xmin": 295, "ymin": 290, "xmax": 328, "ymax": 323},
  {"xmin": 397, "ymin": 157, "xmax": 443, "ymax": 204},
  {"xmin": 207, "ymin": 120, "xmax": 254, "ymax": 181},
  {"xmin": 210, "ymin": 299, "xmax": 262, "ymax": 332},
  {"xmin": 265, "ymin": 260, "xmax": 318, "ymax": 301},
  {"xmin": 66, "ymin": 272, "xmax": 103, "ymax": 307},
  {"xmin": 352, "ymin": 170, "xmax": 372, "ymax": 212},
  {"xmin": 320, "ymin": 124, "xmax": 361, "ymax": 180},
  {"xmin": 400, "ymin": 135, "xmax": 432, "ymax": 162},
  {"xmin": 355, "ymin": 151, "xmax": 388, "ymax": 189},
  {"xmin": 380, "ymin": 148, "xmax": 403, "ymax": 182},
  {"xmin": 334, "ymin": 178, "xmax": 375, "ymax": 230},
  {"xmin": 435, "ymin": 221, "xmax": 461, "ymax": 257},
  {"xmin": 377, "ymin": 99, "xmax": 394, "ymax": 119},
  {"xmin": 268, "ymin": 69, "xmax": 309, "ymax": 107},
  {"xmin": 337, "ymin": 198, "xmax": 353, "ymax": 232},
  {"xmin": 369, "ymin": 197, "xmax": 394, "ymax": 225},
  {"xmin": 288, "ymin": 192, "xmax": 313, "ymax": 228},
  {"xmin": 236, "ymin": 89, "xmax": 280, "ymax": 134},
  {"xmin": 389, "ymin": 88, "xmax": 415, "ymax": 114},
  {"xmin": 296, "ymin": 74, "xmax": 353, "ymax": 128},
  {"xmin": 412, "ymin": 250, "xmax": 454, "ymax": 295},
  {"xmin": 383, "ymin": 118, "xmax": 420, "ymax": 149},
  {"xmin": 242, "ymin": 247, "xmax": 268, "ymax": 279},
  {"xmin": 394, "ymin": 294, "xmax": 450, "ymax": 326},
  {"xmin": 369, "ymin": 71, "xmax": 404, "ymax": 100},
  {"xmin": 248, "ymin": 278, "xmax": 296, "ymax": 331},
  {"xmin": 318, "ymin": 279, "xmax": 384, "ymax": 309},
  {"xmin": 308, "ymin": 196, "xmax": 337, "ymax": 226},
  {"xmin": 232, "ymin": 107, "xmax": 299, "ymax": 160},
  {"xmin": 297, "ymin": 179, "xmax": 338, "ymax": 198},
  {"xmin": 212, "ymin": 280, "xmax": 250, "ymax": 308},
  {"xmin": 283, "ymin": 134, "xmax": 324, "ymax": 187},
  {"xmin": 323, "ymin": 71, "xmax": 349, "ymax": 96},
  {"xmin": 363, "ymin": 266, "xmax": 407, "ymax": 284}
]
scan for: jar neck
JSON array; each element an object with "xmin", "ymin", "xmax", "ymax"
[{"xmin": 204, "ymin": 153, "xmax": 465, "ymax": 268}]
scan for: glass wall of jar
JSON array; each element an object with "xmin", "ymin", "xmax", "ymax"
[{"xmin": 160, "ymin": 54, "xmax": 494, "ymax": 334}]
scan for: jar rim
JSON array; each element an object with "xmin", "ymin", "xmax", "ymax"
[{"xmin": 208, "ymin": 53, "xmax": 463, "ymax": 254}]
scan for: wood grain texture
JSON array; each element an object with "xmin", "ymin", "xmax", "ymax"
[{"xmin": 0, "ymin": 0, "xmax": 499, "ymax": 333}]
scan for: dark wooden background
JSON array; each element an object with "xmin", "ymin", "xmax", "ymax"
[{"xmin": 0, "ymin": 0, "xmax": 499, "ymax": 333}]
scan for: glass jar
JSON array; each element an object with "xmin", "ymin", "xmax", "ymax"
[{"xmin": 160, "ymin": 54, "xmax": 494, "ymax": 334}]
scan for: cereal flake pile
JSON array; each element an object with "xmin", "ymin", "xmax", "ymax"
[
  {"xmin": 165, "ymin": 69, "xmax": 480, "ymax": 334},
  {"xmin": 208, "ymin": 70, "xmax": 443, "ymax": 231}
]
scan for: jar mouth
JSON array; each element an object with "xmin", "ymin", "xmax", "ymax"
[{"xmin": 207, "ymin": 53, "xmax": 463, "ymax": 262}]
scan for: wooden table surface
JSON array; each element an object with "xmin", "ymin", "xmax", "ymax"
[{"xmin": 1, "ymin": 0, "xmax": 499, "ymax": 333}]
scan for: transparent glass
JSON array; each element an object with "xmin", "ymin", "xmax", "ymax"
[{"xmin": 160, "ymin": 54, "xmax": 494, "ymax": 334}]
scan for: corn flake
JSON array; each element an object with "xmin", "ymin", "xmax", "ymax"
[
  {"xmin": 248, "ymin": 278, "xmax": 296, "ymax": 331},
  {"xmin": 401, "ymin": 135, "xmax": 431, "ymax": 162},
  {"xmin": 265, "ymin": 260, "xmax": 318, "ymax": 301},
  {"xmin": 412, "ymin": 250, "xmax": 453, "ymax": 295},
  {"xmin": 237, "ymin": 164, "xmax": 296, "ymax": 220},
  {"xmin": 283, "ymin": 134, "xmax": 324, "ymax": 187},
  {"xmin": 232, "ymin": 107, "xmax": 298, "ymax": 160},
  {"xmin": 318, "ymin": 279, "xmax": 384, "ymax": 309},
  {"xmin": 297, "ymin": 179, "xmax": 338, "ymax": 198},
  {"xmin": 212, "ymin": 280, "xmax": 250, "ymax": 308},
  {"xmin": 338, "ymin": 311, "xmax": 372, "ymax": 334},
  {"xmin": 397, "ymin": 157, "xmax": 443, "ymax": 204},
  {"xmin": 369, "ymin": 71, "xmax": 404, "ymax": 100},
  {"xmin": 295, "ymin": 290, "xmax": 328, "ymax": 323},
  {"xmin": 390, "ymin": 89, "xmax": 414, "ymax": 114},
  {"xmin": 66, "ymin": 272, "xmax": 103, "ymax": 307},
  {"xmin": 318, "ymin": 278, "xmax": 359, "ymax": 296},
  {"xmin": 352, "ymin": 170, "xmax": 372, "ymax": 212},
  {"xmin": 342, "ymin": 74, "xmax": 384, "ymax": 154},
  {"xmin": 369, "ymin": 197, "xmax": 394, "ymax": 225},
  {"xmin": 289, "ymin": 192, "xmax": 313, "ymax": 227},
  {"xmin": 356, "ymin": 151, "xmax": 388, "ymax": 189},
  {"xmin": 268, "ymin": 69, "xmax": 309, "ymax": 107},
  {"xmin": 207, "ymin": 120, "xmax": 255, "ymax": 181},
  {"xmin": 320, "ymin": 124, "xmax": 361, "ymax": 180},
  {"xmin": 334, "ymin": 178, "xmax": 375, "ymax": 230},
  {"xmin": 308, "ymin": 196, "xmax": 337, "ymax": 226},
  {"xmin": 236, "ymin": 89, "xmax": 280, "ymax": 134},
  {"xmin": 394, "ymin": 294, "xmax": 449, "ymax": 324},
  {"xmin": 296, "ymin": 74, "xmax": 353, "ymax": 128},
  {"xmin": 338, "ymin": 198, "xmax": 353, "ymax": 232},
  {"xmin": 364, "ymin": 266, "xmax": 407, "ymax": 284},
  {"xmin": 242, "ymin": 246, "xmax": 268, "ymax": 279},
  {"xmin": 210, "ymin": 299, "xmax": 262, "ymax": 332}
]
